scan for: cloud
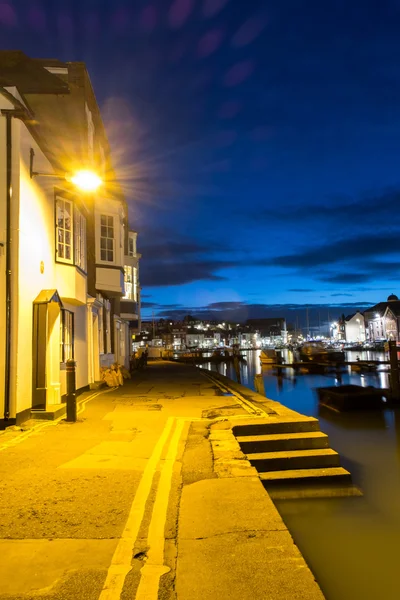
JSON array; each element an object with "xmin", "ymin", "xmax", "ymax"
[
  {"xmin": 274, "ymin": 233, "xmax": 400, "ymax": 269},
  {"xmin": 288, "ymin": 288, "xmax": 313, "ymax": 292},
  {"xmin": 140, "ymin": 239, "xmax": 224, "ymax": 261},
  {"xmin": 330, "ymin": 293, "xmax": 353, "ymax": 297},
  {"xmin": 143, "ymin": 300, "xmax": 374, "ymax": 325},
  {"xmin": 140, "ymin": 259, "xmax": 233, "ymax": 286}
]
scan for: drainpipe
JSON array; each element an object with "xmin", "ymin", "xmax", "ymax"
[
  {"xmin": 3, "ymin": 111, "xmax": 12, "ymax": 420},
  {"xmin": 1, "ymin": 89, "xmax": 34, "ymax": 422}
]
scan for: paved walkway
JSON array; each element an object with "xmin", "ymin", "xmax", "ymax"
[{"xmin": 0, "ymin": 361, "xmax": 324, "ymax": 600}]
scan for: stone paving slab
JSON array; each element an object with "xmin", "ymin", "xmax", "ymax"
[
  {"xmin": 0, "ymin": 539, "xmax": 117, "ymax": 595},
  {"xmin": 177, "ymin": 478, "xmax": 324, "ymax": 600}
]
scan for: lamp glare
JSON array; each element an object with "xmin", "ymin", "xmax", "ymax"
[{"xmin": 70, "ymin": 170, "xmax": 102, "ymax": 192}]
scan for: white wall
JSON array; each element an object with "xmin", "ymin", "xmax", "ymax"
[{"xmin": 12, "ymin": 122, "xmax": 89, "ymax": 415}]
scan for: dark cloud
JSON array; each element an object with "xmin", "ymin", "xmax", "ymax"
[
  {"xmin": 148, "ymin": 300, "xmax": 374, "ymax": 325},
  {"xmin": 274, "ymin": 233, "xmax": 400, "ymax": 269},
  {"xmin": 330, "ymin": 293, "xmax": 353, "ymax": 297},
  {"xmin": 141, "ymin": 301, "xmax": 160, "ymax": 308},
  {"xmin": 252, "ymin": 190, "xmax": 400, "ymax": 230},
  {"xmin": 288, "ymin": 288, "xmax": 313, "ymax": 292},
  {"xmin": 320, "ymin": 273, "xmax": 371, "ymax": 284},
  {"xmin": 140, "ymin": 239, "xmax": 224, "ymax": 261},
  {"xmin": 140, "ymin": 259, "xmax": 233, "ymax": 287}
]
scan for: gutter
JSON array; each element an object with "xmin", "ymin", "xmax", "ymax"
[{"xmin": 1, "ymin": 87, "xmax": 34, "ymax": 423}]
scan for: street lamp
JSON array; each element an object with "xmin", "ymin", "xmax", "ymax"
[{"xmin": 30, "ymin": 149, "xmax": 103, "ymax": 192}]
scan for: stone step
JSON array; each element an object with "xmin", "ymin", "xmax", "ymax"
[
  {"xmin": 259, "ymin": 466, "xmax": 352, "ymax": 486},
  {"xmin": 247, "ymin": 448, "xmax": 341, "ymax": 472},
  {"xmin": 237, "ymin": 431, "xmax": 329, "ymax": 453},
  {"xmin": 232, "ymin": 417, "xmax": 320, "ymax": 437}
]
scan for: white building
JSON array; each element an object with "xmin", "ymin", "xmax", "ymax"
[
  {"xmin": 0, "ymin": 52, "xmax": 140, "ymax": 426},
  {"xmin": 185, "ymin": 333, "xmax": 205, "ymax": 348},
  {"xmin": 364, "ymin": 294, "xmax": 400, "ymax": 342},
  {"xmin": 344, "ymin": 312, "xmax": 366, "ymax": 343}
]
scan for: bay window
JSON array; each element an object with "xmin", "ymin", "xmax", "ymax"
[{"xmin": 123, "ymin": 266, "xmax": 133, "ymax": 300}]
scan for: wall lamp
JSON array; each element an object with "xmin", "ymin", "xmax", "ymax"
[{"xmin": 29, "ymin": 148, "xmax": 102, "ymax": 192}]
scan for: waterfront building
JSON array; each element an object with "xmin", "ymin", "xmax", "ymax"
[
  {"xmin": 0, "ymin": 51, "xmax": 140, "ymax": 426},
  {"xmin": 343, "ymin": 312, "xmax": 366, "ymax": 343},
  {"xmin": 364, "ymin": 294, "xmax": 400, "ymax": 342},
  {"xmin": 246, "ymin": 318, "xmax": 287, "ymax": 346}
]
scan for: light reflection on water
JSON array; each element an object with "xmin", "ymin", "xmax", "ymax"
[{"xmin": 199, "ymin": 349, "xmax": 400, "ymax": 600}]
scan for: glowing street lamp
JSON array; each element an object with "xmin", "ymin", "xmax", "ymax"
[
  {"xmin": 68, "ymin": 169, "xmax": 103, "ymax": 192},
  {"xmin": 30, "ymin": 149, "xmax": 103, "ymax": 192}
]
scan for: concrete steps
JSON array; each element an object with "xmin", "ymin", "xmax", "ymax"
[
  {"xmin": 247, "ymin": 448, "xmax": 341, "ymax": 471},
  {"xmin": 259, "ymin": 467, "xmax": 351, "ymax": 485},
  {"xmin": 232, "ymin": 417, "xmax": 320, "ymax": 437},
  {"xmin": 236, "ymin": 431, "xmax": 329, "ymax": 453},
  {"xmin": 232, "ymin": 416, "xmax": 359, "ymax": 496}
]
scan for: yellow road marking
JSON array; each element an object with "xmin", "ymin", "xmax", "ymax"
[
  {"xmin": 98, "ymin": 416, "xmax": 175, "ymax": 600},
  {"xmin": 135, "ymin": 418, "xmax": 185, "ymax": 600}
]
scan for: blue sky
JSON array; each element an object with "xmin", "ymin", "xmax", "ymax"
[{"xmin": 2, "ymin": 0, "xmax": 400, "ymax": 328}]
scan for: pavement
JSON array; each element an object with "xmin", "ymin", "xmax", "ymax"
[{"xmin": 0, "ymin": 361, "xmax": 324, "ymax": 600}]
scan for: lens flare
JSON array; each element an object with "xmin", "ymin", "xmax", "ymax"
[{"xmin": 69, "ymin": 170, "xmax": 102, "ymax": 191}]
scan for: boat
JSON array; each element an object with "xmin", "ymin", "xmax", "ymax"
[
  {"xmin": 299, "ymin": 342, "xmax": 345, "ymax": 363},
  {"xmin": 260, "ymin": 349, "xmax": 277, "ymax": 364},
  {"xmin": 317, "ymin": 385, "xmax": 388, "ymax": 411}
]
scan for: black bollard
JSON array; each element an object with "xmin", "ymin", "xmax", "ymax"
[
  {"xmin": 66, "ymin": 359, "xmax": 77, "ymax": 422},
  {"xmin": 388, "ymin": 341, "xmax": 400, "ymax": 402}
]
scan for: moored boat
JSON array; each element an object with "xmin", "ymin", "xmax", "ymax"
[{"xmin": 260, "ymin": 349, "xmax": 277, "ymax": 364}]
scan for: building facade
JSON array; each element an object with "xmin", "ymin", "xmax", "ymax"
[
  {"xmin": 0, "ymin": 51, "xmax": 140, "ymax": 426},
  {"xmin": 364, "ymin": 295, "xmax": 400, "ymax": 342},
  {"xmin": 344, "ymin": 312, "xmax": 366, "ymax": 343}
]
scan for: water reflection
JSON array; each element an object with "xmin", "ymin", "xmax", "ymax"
[{"xmin": 199, "ymin": 349, "xmax": 400, "ymax": 600}]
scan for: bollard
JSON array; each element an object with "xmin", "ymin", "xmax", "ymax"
[
  {"xmin": 254, "ymin": 374, "xmax": 265, "ymax": 396},
  {"xmin": 233, "ymin": 355, "xmax": 241, "ymax": 384},
  {"xmin": 66, "ymin": 359, "xmax": 77, "ymax": 422},
  {"xmin": 388, "ymin": 341, "xmax": 400, "ymax": 402}
]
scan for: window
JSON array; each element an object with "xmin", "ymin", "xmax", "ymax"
[
  {"xmin": 56, "ymin": 197, "xmax": 73, "ymax": 264},
  {"xmin": 60, "ymin": 310, "xmax": 74, "ymax": 362},
  {"xmin": 123, "ymin": 266, "xmax": 133, "ymax": 300},
  {"xmin": 104, "ymin": 300, "xmax": 111, "ymax": 353},
  {"xmin": 128, "ymin": 237, "xmax": 135, "ymax": 257},
  {"xmin": 100, "ymin": 215, "xmax": 114, "ymax": 262},
  {"xmin": 133, "ymin": 266, "xmax": 138, "ymax": 301},
  {"xmin": 98, "ymin": 304, "xmax": 104, "ymax": 354},
  {"xmin": 74, "ymin": 207, "xmax": 87, "ymax": 271}
]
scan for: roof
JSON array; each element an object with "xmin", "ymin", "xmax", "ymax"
[
  {"xmin": 364, "ymin": 300, "xmax": 400, "ymax": 317},
  {"xmin": 33, "ymin": 289, "xmax": 63, "ymax": 306},
  {"xmin": 0, "ymin": 51, "xmax": 69, "ymax": 94}
]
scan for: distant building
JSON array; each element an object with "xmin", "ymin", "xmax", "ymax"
[
  {"xmin": 246, "ymin": 318, "xmax": 287, "ymax": 344},
  {"xmin": 364, "ymin": 294, "xmax": 400, "ymax": 341},
  {"xmin": 344, "ymin": 312, "xmax": 366, "ymax": 343}
]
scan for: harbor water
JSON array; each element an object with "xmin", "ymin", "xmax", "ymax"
[{"xmin": 199, "ymin": 349, "xmax": 400, "ymax": 600}]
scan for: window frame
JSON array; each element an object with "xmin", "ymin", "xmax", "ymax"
[
  {"xmin": 74, "ymin": 205, "xmax": 87, "ymax": 273},
  {"xmin": 100, "ymin": 214, "xmax": 115, "ymax": 263},
  {"xmin": 123, "ymin": 265, "xmax": 133, "ymax": 300},
  {"xmin": 60, "ymin": 309, "xmax": 74, "ymax": 363},
  {"xmin": 55, "ymin": 196, "xmax": 74, "ymax": 265}
]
